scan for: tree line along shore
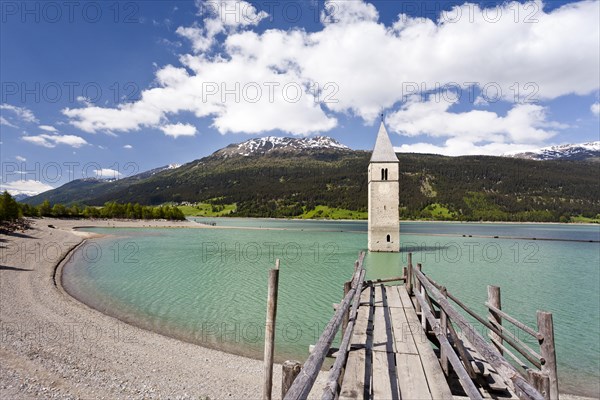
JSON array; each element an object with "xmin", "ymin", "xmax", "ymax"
[{"xmin": 0, "ymin": 191, "xmax": 185, "ymax": 232}]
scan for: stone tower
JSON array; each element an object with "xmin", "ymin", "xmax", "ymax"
[{"xmin": 368, "ymin": 121, "xmax": 400, "ymax": 252}]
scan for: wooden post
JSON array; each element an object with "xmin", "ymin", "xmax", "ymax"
[
  {"xmin": 282, "ymin": 360, "xmax": 302, "ymax": 398},
  {"xmin": 528, "ymin": 370, "xmax": 551, "ymax": 400},
  {"xmin": 342, "ymin": 280, "xmax": 351, "ymax": 338},
  {"xmin": 414, "ymin": 263, "xmax": 422, "ymax": 314},
  {"xmin": 440, "ymin": 286, "xmax": 449, "ymax": 375},
  {"xmin": 488, "ymin": 286, "xmax": 503, "ymax": 355},
  {"xmin": 407, "ymin": 253, "xmax": 413, "ymax": 295},
  {"xmin": 263, "ymin": 259, "xmax": 280, "ymax": 400},
  {"xmin": 421, "ymin": 284, "xmax": 427, "ymax": 330},
  {"xmin": 537, "ymin": 311, "xmax": 558, "ymax": 400}
]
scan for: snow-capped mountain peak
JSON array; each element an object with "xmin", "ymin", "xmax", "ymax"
[
  {"xmin": 213, "ymin": 136, "xmax": 351, "ymax": 158},
  {"xmin": 504, "ymin": 141, "xmax": 600, "ymax": 161}
]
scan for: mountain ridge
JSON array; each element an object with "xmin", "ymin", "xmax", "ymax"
[
  {"xmin": 504, "ymin": 141, "xmax": 600, "ymax": 161},
  {"xmin": 210, "ymin": 136, "xmax": 352, "ymax": 159},
  {"xmin": 22, "ymin": 136, "xmax": 600, "ymax": 222}
]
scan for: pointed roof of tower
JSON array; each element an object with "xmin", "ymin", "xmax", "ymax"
[{"xmin": 370, "ymin": 121, "xmax": 399, "ymax": 162}]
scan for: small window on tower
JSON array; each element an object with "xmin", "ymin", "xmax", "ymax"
[
  {"xmin": 384, "ymin": 205, "xmax": 386, "ymax": 210},
  {"xmin": 385, "ymin": 168, "xmax": 389, "ymax": 180},
  {"xmin": 386, "ymin": 234, "xmax": 391, "ymax": 242},
  {"xmin": 381, "ymin": 168, "xmax": 385, "ymax": 180}
]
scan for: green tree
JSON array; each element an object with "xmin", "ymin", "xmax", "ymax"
[
  {"xmin": 52, "ymin": 203, "xmax": 67, "ymax": 217},
  {"xmin": 0, "ymin": 191, "xmax": 21, "ymax": 221},
  {"xmin": 39, "ymin": 200, "xmax": 52, "ymax": 217}
]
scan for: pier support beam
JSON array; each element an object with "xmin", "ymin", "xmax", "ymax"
[
  {"xmin": 282, "ymin": 360, "xmax": 302, "ymax": 398},
  {"xmin": 263, "ymin": 260, "xmax": 280, "ymax": 400},
  {"xmin": 537, "ymin": 311, "xmax": 559, "ymax": 400}
]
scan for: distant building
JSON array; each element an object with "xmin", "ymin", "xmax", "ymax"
[{"xmin": 368, "ymin": 121, "xmax": 400, "ymax": 252}]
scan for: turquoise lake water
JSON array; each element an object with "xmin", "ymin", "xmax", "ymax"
[{"xmin": 62, "ymin": 220, "xmax": 600, "ymax": 396}]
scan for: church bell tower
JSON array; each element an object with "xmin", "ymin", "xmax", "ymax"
[{"xmin": 368, "ymin": 121, "xmax": 400, "ymax": 252}]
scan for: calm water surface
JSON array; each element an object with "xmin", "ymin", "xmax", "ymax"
[{"xmin": 62, "ymin": 220, "xmax": 600, "ymax": 396}]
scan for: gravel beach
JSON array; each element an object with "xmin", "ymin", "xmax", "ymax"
[{"xmin": 0, "ymin": 218, "xmax": 326, "ymax": 399}]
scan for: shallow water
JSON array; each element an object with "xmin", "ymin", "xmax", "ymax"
[{"xmin": 62, "ymin": 220, "xmax": 600, "ymax": 396}]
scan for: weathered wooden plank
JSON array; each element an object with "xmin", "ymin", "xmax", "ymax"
[
  {"xmin": 342, "ymin": 281, "xmax": 352, "ymax": 338},
  {"xmin": 372, "ymin": 306, "xmax": 395, "ymax": 353},
  {"xmin": 389, "ymin": 307, "xmax": 419, "ymax": 355},
  {"xmin": 373, "ymin": 284, "xmax": 385, "ymax": 307},
  {"xmin": 350, "ymin": 306, "xmax": 369, "ymax": 349},
  {"xmin": 372, "ymin": 350, "xmax": 399, "ymax": 399},
  {"xmin": 459, "ymin": 324, "xmax": 514, "ymax": 395},
  {"xmin": 415, "ymin": 291, "xmax": 483, "ymax": 400},
  {"xmin": 339, "ymin": 349, "xmax": 367, "ymax": 400},
  {"xmin": 386, "ymin": 285, "xmax": 404, "ymax": 308},
  {"xmin": 366, "ymin": 276, "xmax": 405, "ymax": 285},
  {"xmin": 360, "ymin": 285, "xmax": 372, "ymax": 306},
  {"xmin": 284, "ymin": 267, "xmax": 365, "ymax": 400},
  {"xmin": 323, "ymin": 283, "xmax": 369, "ymax": 400},
  {"xmin": 402, "ymin": 302, "xmax": 454, "ymax": 399},
  {"xmin": 397, "ymin": 282, "xmax": 413, "ymax": 309},
  {"xmin": 396, "ymin": 353, "xmax": 433, "ymax": 400},
  {"xmin": 447, "ymin": 320, "xmax": 477, "ymax": 379}
]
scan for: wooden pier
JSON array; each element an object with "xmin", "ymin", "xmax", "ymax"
[{"xmin": 276, "ymin": 252, "xmax": 558, "ymax": 400}]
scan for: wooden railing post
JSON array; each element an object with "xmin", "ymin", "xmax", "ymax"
[
  {"xmin": 407, "ymin": 253, "xmax": 413, "ymax": 295},
  {"xmin": 488, "ymin": 285, "xmax": 503, "ymax": 355},
  {"xmin": 263, "ymin": 259, "xmax": 280, "ymax": 400},
  {"xmin": 415, "ymin": 263, "xmax": 422, "ymax": 315},
  {"xmin": 537, "ymin": 311, "xmax": 559, "ymax": 400},
  {"xmin": 440, "ymin": 286, "xmax": 449, "ymax": 375},
  {"xmin": 282, "ymin": 360, "xmax": 302, "ymax": 398},
  {"xmin": 528, "ymin": 370, "xmax": 551, "ymax": 400}
]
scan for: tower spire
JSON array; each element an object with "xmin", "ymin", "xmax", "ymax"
[{"xmin": 370, "ymin": 121, "xmax": 398, "ymax": 162}]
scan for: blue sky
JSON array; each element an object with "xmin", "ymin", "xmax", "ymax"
[{"xmin": 1, "ymin": 0, "xmax": 599, "ymax": 195}]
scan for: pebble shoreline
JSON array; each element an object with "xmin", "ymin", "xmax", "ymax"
[{"xmin": 0, "ymin": 218, "xmax": 326, "ymax": 399}]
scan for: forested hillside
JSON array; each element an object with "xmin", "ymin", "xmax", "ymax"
[{"xmin": 24, "ymin": 148, "xmax": 600, "ymax": 222}]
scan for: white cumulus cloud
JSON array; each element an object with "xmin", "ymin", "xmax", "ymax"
[
  {"xmin": 388, "ymin": 95, "xmax": 564, "ymax": 156},
  {"xmin": 61, "ymin": 0, "xmax": 599, "ymax": 151},
  {"xmin": 1, "ymin": 180, "xmax": 55, "ymax": 196},
  {"xmin": 0, "ymin": 116, "xmax": 18, "ymax": 128},
  {"xmin": 176, "ymin": 0, "xmax": 268, "ymax": 53},
  {"xmin": 160, "ymin": 123, "xmax": 198, "ymax": 138},
  {"xmin": 1, "ymin": 104, "xmax": 38, "ymax": 123},
  {"xmin": 15, "ymin": 155, "xmax": 26, "ymax": 162},
  {"xmin": 22, "ymin": 134, "xmax": 88, "ymax": 148},
  {"xmin": 39, "ymin": 125, "xmax": 58, "ymax": 132},
  {"xmin": 123, "ymin": 144, "xmax": 133, "ymax": 149},
  {"xmin": 592, "ymin": 102, "xmax": 600, "ymax": 116}
]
